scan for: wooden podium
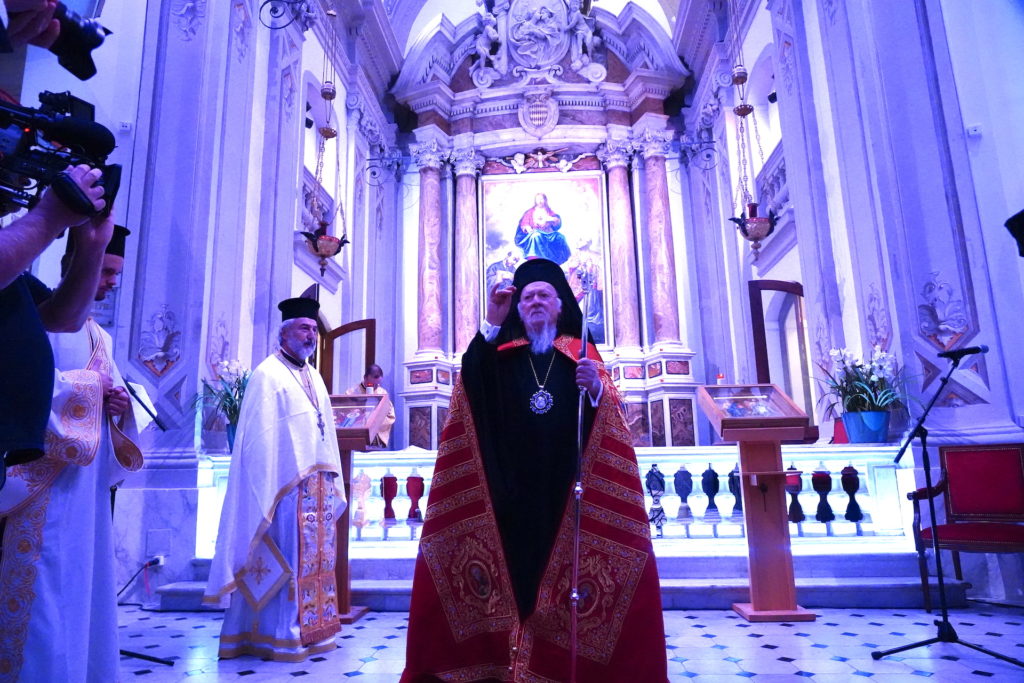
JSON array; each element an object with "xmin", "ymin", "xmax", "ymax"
[
  {"xmin": 330, "ymin": 392, "xmax": 391, "ymax": 624},
  {"xmin": 697, "ymin": 384, "xmax": 816, "ymax": 623}
]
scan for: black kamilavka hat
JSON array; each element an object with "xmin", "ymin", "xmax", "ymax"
[
  {"xmin": 278, "ymin": 296, "xmax": 320, "ymax": 321},
  {"xmin": 105, "ymin": 225, "xmax": 130, "ymax": 257},
  {"xmin": 497, "ymin": 257, "xmax": 583, "ymax": 344}
]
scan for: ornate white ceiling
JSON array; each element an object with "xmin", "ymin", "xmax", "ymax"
[{"xmin": 384, "ymin": 0, "xmax": 677, "ymax": 56}]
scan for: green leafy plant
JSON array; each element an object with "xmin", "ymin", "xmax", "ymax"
[
  {"xmin": 195, "ymin": 360, "xmax": 251, "ymax": 426},
  {"xmin": 819, "ymin": 346, "xmax": 905, "ymax": 416}
]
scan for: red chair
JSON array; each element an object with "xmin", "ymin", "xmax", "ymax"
[{"xmin": 908, "ymin": 443, "xmax": 1024, "ymax": 612}]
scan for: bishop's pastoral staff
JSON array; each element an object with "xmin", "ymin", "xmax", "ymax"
[{"xmin": 204, "ymin": 297, "xmax": 345, "ymax": 662}]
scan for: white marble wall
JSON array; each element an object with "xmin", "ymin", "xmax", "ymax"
[{"xmin": 112, "ymin": 487, "xmax": 198, "ymax": 606}]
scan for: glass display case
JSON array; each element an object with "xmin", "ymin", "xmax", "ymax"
[
  {"xmin": 330, "ymin": 393, "xmax": 390, "ymax": 443},
  {"xmin": 697, "ymin": 384, "xmax": 808, "ymax": 436}
]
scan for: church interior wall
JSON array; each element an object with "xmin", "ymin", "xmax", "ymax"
[
  {"xmin": 7, "ymin": 0, "xmax": 1023, "ymax": 610},
  {"xmin": 938, "ymin": 0, "xmax": 1024, "ymax": 432}
]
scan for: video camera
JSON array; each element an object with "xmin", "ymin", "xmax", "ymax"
[{"xmin": 0, "ymin": 90, "xmax": 119, "ymax": 216}]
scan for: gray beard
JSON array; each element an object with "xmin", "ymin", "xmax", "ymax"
[{"xmin": 526, "ymin": 320, "xmax": 557, "ymax": 354}]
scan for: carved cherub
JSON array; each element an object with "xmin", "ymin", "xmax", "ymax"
[
  {"xmin": 471, "ymin": 11, "xmax": 500, "ymax": 74},
  {"xmin": 526, "ymin": 147, "xmax": 566, "ymax": 168},
  {"xmin": 567, "ymin": 0, "xmax": 596, "ymax": 70}
]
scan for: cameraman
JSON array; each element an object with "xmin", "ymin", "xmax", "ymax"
[
  {"xmin": 0, "ymin": 163, "xmax": 109, "ymax": 484},
  {"xmin": 0, "ymin": 0, "xmax": 60, "ymax": 51}
]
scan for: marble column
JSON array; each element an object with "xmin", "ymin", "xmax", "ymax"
[
  {"xmin": 599, "ymin": 136, "xmax": 641, "ymax": 349},
  {"xmin": 451, "ymin": 143, "xmax": 484, "ymax": 355},
  {"xmin": 634, "ymin": 120, "xmax": 681, "ymax": 344},
  {"xmin": 411, "ymin": 136, "xmax": 448, "ymax": 353},
  {"xmin": 404, "ymin": 129, "xmax": 453, "ymax": 451}
]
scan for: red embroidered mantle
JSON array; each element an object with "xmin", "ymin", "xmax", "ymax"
[{"xmin": 402, "ymin": 337, "xmax": 667, "ymax": 682}]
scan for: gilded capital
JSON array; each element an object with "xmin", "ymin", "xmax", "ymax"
[
  {"xmin": 411, "ymin": 140, "xmax": 449, "ymax": 170},
  {"xmin": 597, "ymin": 138, "xmax": 633, "ymax": 170},
  {"xmin": 632, "ymin": 128, "xmax": 675, "ymax": 160},
  {"xmin": 451, "ymin": 147, "xmax": 485, "ymax": 177}
]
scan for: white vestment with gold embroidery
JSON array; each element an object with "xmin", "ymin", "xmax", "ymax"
[
  {"xmin": 204, "ymin": 353, "xmax": 345, "ymax": 661},
  {"xmin": 0, "ymin": 320, "xmax": 142, "ymax": 683}
]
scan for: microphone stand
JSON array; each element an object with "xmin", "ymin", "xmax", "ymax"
[
  {"xmin": 569, "ymin": 276, "xmax": 593, "ymax": 683},
  {"xmin": 871, "ymin": 355, "xmax": 1023, "ymax": 668}
]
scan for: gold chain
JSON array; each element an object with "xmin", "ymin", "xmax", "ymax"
[{"xmin": 527, "ymin": 351, "xmax": 557, "ymax": 389}]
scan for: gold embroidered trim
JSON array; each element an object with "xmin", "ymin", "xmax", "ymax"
[
  {"xmin": 587, "ymin": 473, "xmax": 646, "ymax": 507},
  {"xmin": 425, "ymin": 486, "xmax": 485, "ymax": 519},
  {"xmin": 0, "ymin": 488, "xmax": 51, "ymax": 679},
  {"xmin": 429, "ymin": 460, "xmax": 478, "ymax": 490},
  {"xmin": 296, "ymin": 472, "xmax": 340, "ymax": 646}
]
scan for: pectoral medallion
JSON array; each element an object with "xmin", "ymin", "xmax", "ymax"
[{"xmin": 530, "ymin": 388, "xmax": 554, "ymax": 414}]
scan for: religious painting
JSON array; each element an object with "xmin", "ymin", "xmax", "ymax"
[{"xmin": 480, "ymin": 171, "xmax": 610, "ymax": 344}]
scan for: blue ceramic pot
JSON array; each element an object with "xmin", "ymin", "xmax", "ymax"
[{"xmin": 841, "ymin": 411, "xmax": 890, "ymax": 443}]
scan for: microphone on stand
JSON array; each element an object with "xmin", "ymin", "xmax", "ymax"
[{"xmin": 936, "ymin": 344, "xmax": 989, "ymax": 361}]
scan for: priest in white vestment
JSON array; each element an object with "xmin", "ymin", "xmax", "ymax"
[
  {"xmin": 205, "ymin": 297, "xmax": 346, "ymax": 662},
  {"xmin": 344, "ymin": 363, "xmax": 396, "ymax": 447},
  {"xmin": 0, "ymin": 227, "xmax": 144, "ymax": 683}
]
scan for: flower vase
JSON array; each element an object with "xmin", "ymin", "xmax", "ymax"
[
  {"xmin": 841, "ymin": 411, "xmax": 890, "ymax": 443},
  {"xmin": 226, "ymin": 422, "xmax": 237, "ymax": 452}
]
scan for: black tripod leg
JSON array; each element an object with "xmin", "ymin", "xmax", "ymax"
[
  {"xmin": 955, "ymin": 640, "xmax": 1024, "ymax": 669},
  {"xmin": 872, "ymin": 637, "xmax": 942, "ymax": 660},
  {"xmin": 120, "ymin": 649, "xmax": 174, "ymax": 667}
]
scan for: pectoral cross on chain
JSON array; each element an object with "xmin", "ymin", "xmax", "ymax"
[{"xmin": 316, "ymin": 410, "xmax": 325, "ymax": 440}]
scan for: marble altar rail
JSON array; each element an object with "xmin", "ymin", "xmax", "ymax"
[{"xmin": 196, "ymin": 445, "xmax": 908, "ymax": 557}]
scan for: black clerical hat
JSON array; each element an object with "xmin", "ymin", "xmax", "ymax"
[
  {"xmin": 106, "ymin": 225, "xmax": 130, "ymax": 257},
  {"xmin": 278, "ymin": 296, "xmax": 320, "ymax": 321},
  {"xmin": 1006, "ymin": 209, "xmax": 1024, "ymax": 258},
  {"xmin": 497, "ymin": 257, "xmax": 584, "ymax": 344}
]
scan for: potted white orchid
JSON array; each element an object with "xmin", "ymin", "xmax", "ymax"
[
  {"xmin": 195, "ymin": 359, "xmax": 252, "ymax": 451},
  {"xmin": 820, "ymin": 346, "xmax": 905, "ymax": 442}
]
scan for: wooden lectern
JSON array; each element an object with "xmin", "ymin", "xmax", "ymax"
[
  {"xmin": 330, "ymin": 392, "xmax": 391, "ymax": 624},
  {"xmin": 697, "ymin": 384, "xmax": 816, "ymax": 623}
]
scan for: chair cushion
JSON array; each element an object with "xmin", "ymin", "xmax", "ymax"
[{"xmin": 922, "ymin": 522, "xmax": 1024, "ymax": 549}]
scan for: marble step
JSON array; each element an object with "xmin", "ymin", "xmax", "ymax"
[
  {"xmin": 153, "ymin": 576, "xmax": 968, "ymax": 613},
  {"xmin": 185, "ymin": 551, "xmax": 923, "ymax": 583}
]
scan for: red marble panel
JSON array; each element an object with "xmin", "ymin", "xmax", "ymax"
[
  {"xmin": 647, "ymin": 361, "xmax": 663, "ymax": 378},
  {"xmin": 630, "ymin": 98, "xmax": 665, "ymax": 123},
  {"xmin": 649, "ymin": 399, "xmax": 665, "ymax": 448},
  {"xmin": 612, "ymin": 366, "xmax": 620, "ymax": 381},
  {"xmin": 437, "ymin": 407, "xmax": 449, "ymax": 438},
  {"xmin": 607, "ymin": 110, "xmax": 630, "ymax": 126},
  {"xmin": 666, "ymin": 360, "xmax": 690, "ymax": 375},
  {"xmin": 669, "ymin": 399, "xmax": 695, "ymax": 447},
  {"xmin": 409, "ymin": 407, "xmax": 432, "ymax": 449},
  {"xmin": 417, "ymin": 111, "xmax": 451, "ymax": 134},
  {"xmin": 410, "ymin": 369, "xmax": 433, "ymax": 384},
  {"xmin": 625, "ymin": 402, "xmax": 651, "ymax": 448},
  {"xmin": 450, "ymin": 61, "xmax": 474, "ymax": 92},
  {"xmin": 437, "ymin": 369, "xmax": 451, "ymax": 385},
  {"xmin": 606, "ymin": 51, "xmax": 630, "ymax": 83},
  {"xmin": 623, "ymin": 365, "xmax": 645, "ymax": 380}
]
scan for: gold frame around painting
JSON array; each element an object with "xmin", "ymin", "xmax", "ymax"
[{"xmin": 479, "ymin": 169, "xmax": 612, "ymax": 345}]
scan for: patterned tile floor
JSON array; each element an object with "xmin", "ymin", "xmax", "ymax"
[{"xmin": 118, "ymin": 602, "xmax": 1024, "ymax": 681}]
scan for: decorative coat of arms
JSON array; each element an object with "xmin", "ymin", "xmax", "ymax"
[
  {"xmin": 518, "ymin": 89, "xmax": 559, "ymax": 138},
  {"xmin": 471, "ymin": 0, "xmax": 605, "ymax": 89}
]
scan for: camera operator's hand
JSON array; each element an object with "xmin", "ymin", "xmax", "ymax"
[
  {"xmin": 36, "ymin": 206, "xmax": 113, "ymax": 332},
  {"xmin": 33, "ymin": 164, "xmax": 105, "ymax": 228},
  {"xmin": 70, "ymin": 206, "xmax": 114, "ymax": 256},
  {"xmin": 4, "ymin": 0, "xmax": 60, "ymax": 49}
]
